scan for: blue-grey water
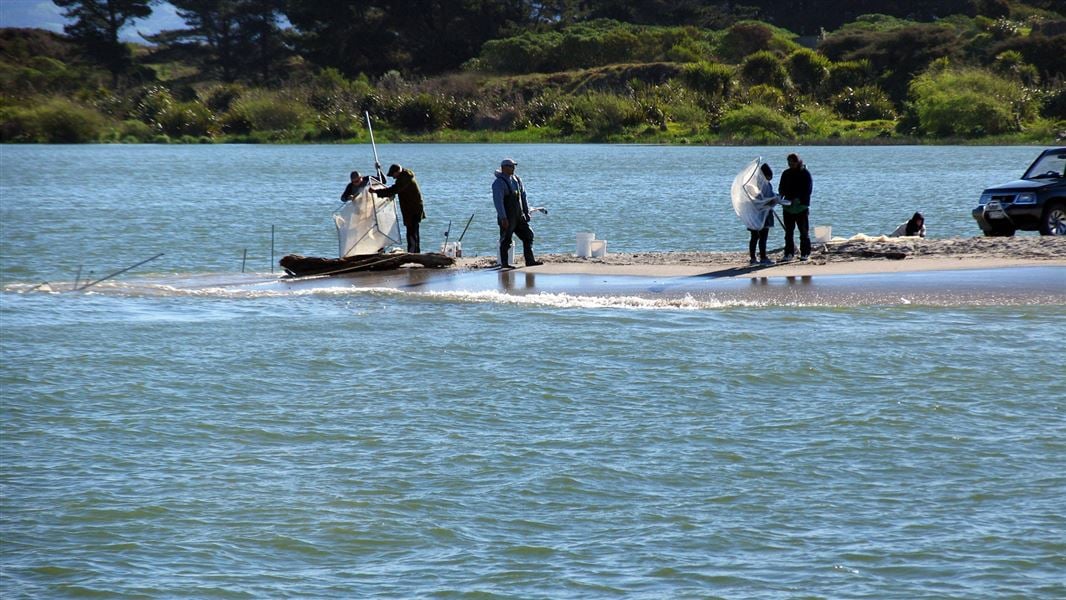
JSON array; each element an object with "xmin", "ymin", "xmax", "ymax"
[{"xmin": 2, "ymin": 144, "xmax": 1064, "ymax": 598}]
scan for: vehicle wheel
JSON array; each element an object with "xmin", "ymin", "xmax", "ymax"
[
  {"xmin": 984, "ymin": 225, "xmax": 1016, "ymax": 237},
  {"xmin": 1039, "ymin": 201, "xmax": 1066, "ymax": 236}
]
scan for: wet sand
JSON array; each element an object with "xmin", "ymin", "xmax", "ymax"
[
  {"xmin": 457, "ymin": 235, "xmax": 1066, "ymax": 279},
  {"xmin": 258, "ymin": 236, "xmax": 1066, "ymax": 307},
  {"xmin": 39, "ymin": 237, "xmax": 1059, "ymax": 307}
]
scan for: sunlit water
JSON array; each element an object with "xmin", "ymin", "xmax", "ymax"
[{"xmin": 2, "ymin": 144, "xmax": 1064, "ymax": 598}]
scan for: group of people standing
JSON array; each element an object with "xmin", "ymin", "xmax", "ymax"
[
  {"xmin": 342, "ymin": 151, "xmax": 919, "ymax": 270},
  {"xmin": 341, "ymin": 158, "xmax": 542, "ymax": 268},
  {"xmin": 747, "ymin": 152, "xmax": 814, "ymax": 265}
]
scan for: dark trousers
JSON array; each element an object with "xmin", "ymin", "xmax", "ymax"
[
  {"xmin": 405, "ymin": 221, "xmax": 420, "ymax": 253},
  {"xmin": 783, "ymin": 210, "xmax": 810, "ymax": 257},
  {"xmin": 748, "ymin": 228, "xmax": 768, "ymax": 259},
  {"xmin": 499, "ymin": 201, "xmax": 535, "ymax": 265}
]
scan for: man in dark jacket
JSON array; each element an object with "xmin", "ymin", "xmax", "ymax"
[
  {"xmin": 778, "ymin": 152, "xmax": 814, "ymax": 261},
  {"xmin": 374, "ymin": 163, "xmax": 425, "ymax": 253},
  {"xmin": 340, "ymin": 170, "xmax": 368, "ymax": 201}
]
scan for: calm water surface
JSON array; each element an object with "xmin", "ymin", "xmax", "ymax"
[{"xmin": 2, "ymin": 144, "xmax": 1064, "ymax": 598}]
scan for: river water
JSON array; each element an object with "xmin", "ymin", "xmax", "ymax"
[{"xmin": 2, "ymin": 144, "xmax": 1064, "ymax": 598}]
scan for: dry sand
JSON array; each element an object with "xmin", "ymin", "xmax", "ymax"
[{"xmin": 457, "ymin": 236, "xmax": 1066, "ymax": 278}]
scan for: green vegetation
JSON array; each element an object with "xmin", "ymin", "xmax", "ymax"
[{"xmin": 1, "ymin": 1, "xmax": 1063, "ymax": 145}]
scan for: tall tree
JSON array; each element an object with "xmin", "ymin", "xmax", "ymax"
[
  {"xmin": 53, "ymin": 0, "xmax": 155, "ymax": 85},
  {"xmin": 149, "ymin": 0, "xmax": 288, "ymax": 83},
  {"xmin": 284, "ymin": 0, "xmax": 552, "ymax": 77}
]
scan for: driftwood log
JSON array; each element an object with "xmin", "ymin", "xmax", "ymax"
[{"xmin": 280, "ymin": 252, "xmax": 455, "ymax": 278}]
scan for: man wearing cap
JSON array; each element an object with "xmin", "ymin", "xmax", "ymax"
[
  {"xmin": 492, "ymin": 158, "xmax": 543, "ymax": 268},
  {"xmin": 374, "ymin": 163, "xmax": 425, "ymax": 253},
  {"xmin": 340, "ymin": 170, "xmax": 369, "ymax": 202}
]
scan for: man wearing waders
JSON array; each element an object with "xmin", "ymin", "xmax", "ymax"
[{"xmin": 493, "ymin": 158, "xmax": 543, "ymax": 268}]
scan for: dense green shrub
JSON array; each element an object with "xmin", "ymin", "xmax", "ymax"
[
  {"xmin": 665, "ymin": 37, "xmax": 715, "ymax": 63},
  {"xmin": 992, "ymin": 50, "xmax": 1039, "ymax": 84},
  {"xmin": 830, "ymin": 14, "xmax": 916, "ymax": 35},
  {"xmin": 1041, "ymin": 87, "xmax": 1066, "ymax": 120},
  {"xmin": 719, "ymin": 22, "xmax": 775, "ymax": 62},
  {"xmin": 37, "ymin": 98, "xmax": 104, "ymax": 142},
  {"xmin": 393, "ymin": 93, "xmax": 451, "ymax": 131},
  {"xmin": 0, "ymin": 56, "xmax": 86, "ymax": 96},
  {"xmin": 480, "ymin": 31, "xmax": 561, "ymax": 74},
  {"xmin": 227, "ymin": 92, "xmax": 309, "ymax": 134},
  {"xmin": 557, "ymin": 26, "xmax": 640, "ymax": 70},
  {"xmin": 133, "ymin": 85, "xmax": 176, "ymax": 125},
  {"xmin": 524, "ymin": 92, "xmax": 568, "ymax": 127},
  {"xmin": 679, "ymin": 61, "xmax": 734, "ymax": 99},
  {"xmin": 740, "ymin": 51, "xmax": 790, "ymax": 90},
  {"xmin": 117, "ymin": 119, "xmax": 153, "ymax": 142},
  {"xmin": 796, "ymin": 104, "xmax": 842, "ymax": 138},
  {"xmin": 718, "ymin": 104, "xmax": 794, "ymax": 141},
  {"xmin": 632, "ymin": 81, "xmax": 710, "ymax": 130},
  {"xmin": 0, "ymin": 98, "xmax": 105, "ymax": 142},
  {"xmin": 823, "ymin": 60, "xmax": 875, "ymax": 96},
  {"xmin": 909, "ymin": 67, "xmax": 1036, "ymax": 136},
  {"xmin": 0, "ymin": 105, "xmax": 32, "ymax": 141},
  {"xmin": 551, "ymin": 91, "xmax": 645, "ymax": 138},
  {"xmin": 746, "ymin": 84, "xmax": 787, "ymax": 109},
  {"xmin": 155, "ymin": 100, "xmax": 215, "ymax": 137},
  {"xmin": 313, "ymin": 110, "xmax": 362, "ymax": 139},
  {"xmin": 832, "ymin": 85, "xmax": 897, "ymax": 120},
  {"xmin": 200, "ymin": 83, "xmax": 245, "ymax": 112},
  {"xmin": 787, "ymin": 49, "xmax": 831, "ymax": 96},
  {"xmin": 479, "ymin": 21, "xmax": 716, "ymax": 74},
  {"xmin": 818, "ymin": 24, "xmax": 962, "ymax": 104}
]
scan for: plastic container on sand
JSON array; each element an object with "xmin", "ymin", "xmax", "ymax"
[{"xmin": 576, "ymin": 232, "xmax": 595, "ymax": 257}]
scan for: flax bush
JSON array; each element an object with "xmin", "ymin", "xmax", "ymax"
[
  {"xmin": 680, "ymin": 61, "xmax": 734, "ymax": 99},
  {"xmin": 787, "ymin": 49, "xmax": 831, "ymax": 96},
  {"xmin": 832, "ymin": 85, "xmax": 897, "ymax": 120},
  {"xmin": 156, "ymin": 100, "xmax": 215, "ymax": 137},
  {"xmin": 740, "ymin": 51, "xmax": 790, "ymax": 90}
]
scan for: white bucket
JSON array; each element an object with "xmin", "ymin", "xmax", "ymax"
[
  {"xmin": 441, "ymin": 241, "xmax": 462, "ymax": 258},
  {"xmin": 813, "ymin": 225, "xmax": 832, "ymax": 244},
  {"xmin": 576, "ymin": 232, "xmax": 595, "ymax": 257},
  {"xmin": 590, "ymin": 239, "xmax": 607, "ymax": 257}
]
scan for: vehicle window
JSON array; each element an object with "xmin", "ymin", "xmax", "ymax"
[{"xmin": 1023, "ymin": 152, "xmax": 1066, "ymax": 179}]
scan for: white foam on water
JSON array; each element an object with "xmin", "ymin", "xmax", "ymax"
[
  {"xmin": 5, "ymin": 278, "xmax": 769, "ymax": 310},
  {"xmin": 412, "ymin": 289, "xmax": 747, "ymax": 310}
]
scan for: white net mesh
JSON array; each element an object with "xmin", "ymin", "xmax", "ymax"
[
  {"xmin": 731, "ymin": 157, "xmax": 775, "ymax": 231},
  {"xmin": 333, "ymin": 182, "xmax": 401, "ymax": 257}
]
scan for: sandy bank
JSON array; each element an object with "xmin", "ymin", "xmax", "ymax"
[{"xmin": 456, "ymin": 236, "xmax": 1066, "ymax": 278}]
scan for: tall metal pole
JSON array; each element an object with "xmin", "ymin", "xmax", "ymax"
[
  {"xmin": 366, "ymin": 111, "xmax": 384, "ymax": 181},
  {"xmin": 77, "ymin": 253, "xmax": 164, "ymax": 291}
]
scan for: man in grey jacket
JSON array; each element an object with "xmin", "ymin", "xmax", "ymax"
[{"xmin": 492, "ymin": 158, "xmax": 542, "ymax": 268}]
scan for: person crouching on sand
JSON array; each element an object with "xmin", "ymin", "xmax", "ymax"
[{"xmin": 890, "ymin": 212, "xmax": 926, "ymax": 237}]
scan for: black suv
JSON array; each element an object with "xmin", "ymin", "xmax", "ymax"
[{"xmin": 973, "ymin": 147, "xmax": 1066, "ymax": 236}]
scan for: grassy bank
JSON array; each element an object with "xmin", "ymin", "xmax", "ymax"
[{"xmin": 2, "ymin": 13, "xmax": 1063, "ymax": 146}]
